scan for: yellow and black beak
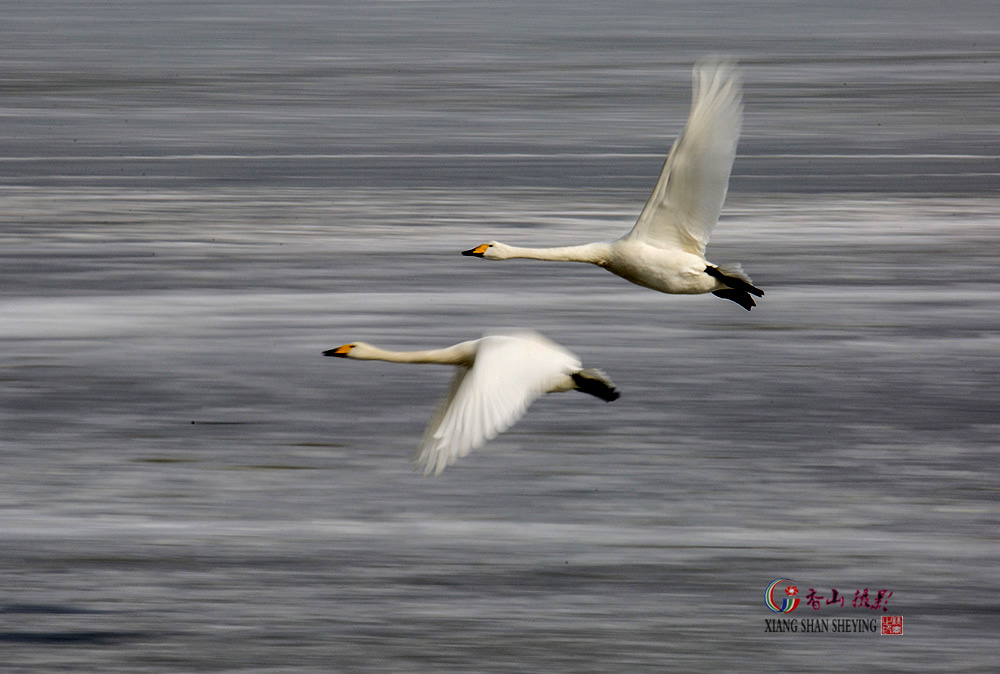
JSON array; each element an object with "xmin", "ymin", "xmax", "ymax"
[
  {"xmin": 461, "ymin": 243, "xmax": 490, "ymax": 257},
  {"xmin": 323, "ymin": 344, "xmax": 353, "ymax": 358}
]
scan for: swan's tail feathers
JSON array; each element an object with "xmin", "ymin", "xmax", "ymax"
[
  {"xmin": 571, "ymin": 369, "xmax": 621, "ymax": 402},
  {"xmin": 712, "ymin": 288, "xmax": 757, "ymax": 311}
]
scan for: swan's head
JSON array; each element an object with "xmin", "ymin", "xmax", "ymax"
[
  {"xmin": 461, "ymin": 241, "xmax": 508, "ymax": 260},
  {"xmin": 323, "ymin": 342, "xmax": 375, "ymax": 359}
]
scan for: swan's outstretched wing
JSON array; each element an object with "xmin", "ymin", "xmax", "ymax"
[
  {"xmin": 627, "ymin": 59, "xmax": 742, "ymax": 256},
  {"xmin": 413, "ymin": 332, "xmax": 581, "ymax": 476}
]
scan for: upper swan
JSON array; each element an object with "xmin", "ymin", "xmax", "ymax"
[{"xmin": 463, "ymin": 58, "xmax": 763, "ymax": 310}]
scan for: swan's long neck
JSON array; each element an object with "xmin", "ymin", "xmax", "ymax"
[
  {"xmin": 354, "ymin": 342, "xmax": 475, "ymax": 366},
  {"xmin": 496, "ymin": 241, "xmax": 612, "ymax": 265}
]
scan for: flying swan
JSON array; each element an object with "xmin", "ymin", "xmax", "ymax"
[
  {"xmin": 324, "ymin": 331, "xmax": 619, "ymax": 475},
  {"xmin": 463, "ymin": 59, "xmax": 763, "ymax": 310}
]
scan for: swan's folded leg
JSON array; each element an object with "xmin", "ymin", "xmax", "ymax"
[
  {"xmin": 571, "ymin": 369, "xmax": 621, "ymax": 402},
  {"xmin": 712, "ymin": 288, "xmax": 756, "ymax": 311},
  {"xmin": 705, "ymin": 264, "xmax": 764, "ymax": 297}
]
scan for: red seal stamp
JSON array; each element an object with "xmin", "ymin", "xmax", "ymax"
[{"xmin": 881, "ymin": 616, "xmax": 903, "ymax": 635}]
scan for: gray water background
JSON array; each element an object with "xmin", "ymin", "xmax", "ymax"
[{"xmin": 1, "ymin": 1, "xmax": 998, "ymax": 671}]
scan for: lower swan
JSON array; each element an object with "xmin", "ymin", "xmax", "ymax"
[{"xmin": 324, "ymin": 331, "xmax": 619, "ymax": 475}]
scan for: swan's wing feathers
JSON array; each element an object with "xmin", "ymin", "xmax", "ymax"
[
  {"xmin": 629, "ymin": 59, "xmax": 742, "ymax": 255},
  {"xmin": 414, "ymin": 333, "xmax": 580, "ymax": 476},
  {"xmin": 415, "ymin": 366, "xmax": 469, "ymax": 468}
]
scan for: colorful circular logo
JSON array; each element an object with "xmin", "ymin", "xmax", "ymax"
[{"xmin": 766, "ymin": 578, "xmax": 800, "ymax": 613}]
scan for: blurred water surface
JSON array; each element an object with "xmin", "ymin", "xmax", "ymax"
[{"xmin": 1, "ymin": 2, "xmax": 998, "ymax": 672}]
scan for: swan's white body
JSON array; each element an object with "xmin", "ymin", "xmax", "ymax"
[
  {"xmin": 464, "ymin": 59, "xmax": 763, "ymax": 310},
  {"xmin": 325, "ymin": 331, "xmax": 618, "ymax": 476}
]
